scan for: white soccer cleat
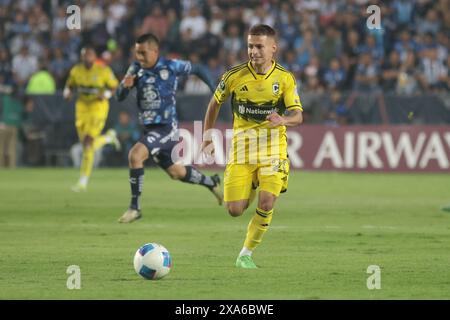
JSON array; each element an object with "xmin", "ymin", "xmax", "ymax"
[
  {"xmin": 106, "ymin": 129, "xmax": 121, "ymax": 151},
  {"xmin": 71, "ymin": 182, "xmax": 87, "ymax": 192},
  {"xmin": 118, "ymin": 208, "xmax": 142, "ymax": 223}
]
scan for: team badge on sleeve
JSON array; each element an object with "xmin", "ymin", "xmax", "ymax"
[{"xmin": 218, "ymin": 80, "xmax": 225, "ymax": 92}]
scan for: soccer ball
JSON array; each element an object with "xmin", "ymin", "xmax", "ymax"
[{"xmin": 133, "ymin": 243, "xmax": 172, "ymax": 280}]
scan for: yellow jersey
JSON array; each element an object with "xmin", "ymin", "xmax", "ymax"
[
  {"xmin": 66, "ymin": 63, "xmax": 118, "ymax": 103},
  {"xmin": 214, "ymin": 60, "xmax": 303, "ymax": 164}
]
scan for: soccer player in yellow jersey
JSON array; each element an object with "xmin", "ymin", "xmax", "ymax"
[
  {"xmin": 64, "ymin": 47, "xmax": 120, "ymax": 192},
  {"xmin": 202, "ymin": 24, "xmax": 303, "ymax": 268}
]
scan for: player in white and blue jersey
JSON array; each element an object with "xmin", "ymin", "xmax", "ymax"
[{"xmin": 116, "ymin": 33, "xmax": 222, "ymax": 223}]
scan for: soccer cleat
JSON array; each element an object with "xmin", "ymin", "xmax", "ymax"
[
  {"xmin": 118, "ymin": 208, "xmax": 142, "ymax": 223},
  {"xmin": 209, "ymin": 174, "xmax": 223, "ymax": 206},
  {"xmin": 71, "ymin": 182, "xmax": 87, "ymax": 192},
  {"xmin": 441, "ymin": 204, "xmax": 450, "ymax": 212},
  {"xmin": 106, "ymin": 129, "xmax": 121, "ymax": 151},
  {"xmin": 235, "ymin": 255, "xmax": 258, "ymax": 269}
]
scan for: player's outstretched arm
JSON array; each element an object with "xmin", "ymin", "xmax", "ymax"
[
  {"xmin": 190, "ymin": 64, "xmax": 216, "ymax": 93},
  {"xmin": 266, "ymin": 109, "xmax": 303, "ymax": 127},
  {"xmin": 115, "ymin": 74, "xmax": 136, "ymax": 101},
  {"xmin": 201, "ymin": 96, "xmax": 221, "ymax": 154}
]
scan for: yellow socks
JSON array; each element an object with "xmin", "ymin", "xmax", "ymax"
[
  {"xmin": 80, "ymin": 146, "xmax": 95, "ymax": 179},
  {"xmin": 243, "ymin": 207, "xmax": 273, "ymax": 251}
]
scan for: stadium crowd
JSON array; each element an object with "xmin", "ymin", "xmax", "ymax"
[
  {"xmin": 0, "ymin": 0, "xmax": 448, "ymax": 96},
  {"xmin": 0, "ymin": 0, "xmax": 449, "ymax": 167}
]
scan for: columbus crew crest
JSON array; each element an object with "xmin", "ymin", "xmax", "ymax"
[{"xmin": 272, "ymin": 82, "xmax": 280, "ymax": 95}]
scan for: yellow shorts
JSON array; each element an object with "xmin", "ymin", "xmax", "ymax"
[
  {"xmin": 75, "ymin": 100, "xmax": 109, "ymax": 140},
  {"xmin": 223, "ymin": 159, "xmax": 290, "ymax": 202}
]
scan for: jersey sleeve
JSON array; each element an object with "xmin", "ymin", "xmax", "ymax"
[
  {"xmin": 284, "ymin": 73, "xmax": 303, "ymax": 111},
  {"xmin": 213, "ymin": 72, "xmax": 231, "ymax": 104},
  {"xmin": 171, "ymin": 59, "xmax": 192, "ymax": 76},
  {"xmin": 104, "ymin": 66, "xmax": 119, "ymax": 89},
  {"xmin": 65, "ymin": 66, "xmax": 77, "ymax": 88}
]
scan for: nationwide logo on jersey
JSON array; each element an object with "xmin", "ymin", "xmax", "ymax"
[
  {"xmin": 159, "ymin": 69, "xmax": 169, "ymax": 80},
  {"xmin": 238, "ymin": 104, "xmax": 245, "ymax": 114},
  {"xmin": 240, "ymin": 85, "xmax": 248, "ymax": 92},
  {"xmin": 272, "ymin": 82, "xmax": 280, "ymax": 95}
]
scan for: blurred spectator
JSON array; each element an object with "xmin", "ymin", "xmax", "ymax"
[
  {"xmin": 341, "ymin": 29, "xmax": 360, "ymax": 89},
  {"xmin": 106, "ymin": 0, "xmax": 128, "ymax": 36},
  {"xmin": 209, "ymin": 5, "xmax": 225, "ymax": 36},
  {"xmin": 323, "ymin": 58, "xmax": 346, "ymax": 90},
  {"xmin": 417, "ymin": 48, "xmax": 448, "ymax": 92},
  {"xmin": 346, "ymin": 52, "xmax": 389, "ymax": 124},
  {"xmin": 381, "ymin": 50, "xmax": 402, "ymax": 92},
  {"xmin": 353, "ymin": 52, "xmax": 380, "ymax": 92},
  {"xmin": 140, "ymin": 5, "xmax": 169, "ymax": 42},
  {"xmin": 20, "ymin": 97, "xmax": 45, "ymax": 166},
  {"xmin": 436, "ymin": 31, "xmax": 449, "ymax": 62},
  {"xmin": 48, "ymin": 48, "xmax": 71, "ymax": 87},
  {"xmin": 319, "ymin": 25, "xmax": 342, "ymax": 67},
  {"xmin": 294, "ymin": 28, "xmax": 319, "ymax": 67},
  {"xmin": 244, "ymin": 6, "xmax": 275, "ymax": 28},
  {"xmin": 180, "ymin": 7, "xmax": 207, "ymax": 40},
  {"xmin": 397, "ymin": 50, "xmax": 419, "ymax": 95},
  {"xmin": 12, "ymin": 46, "xmax": 38, "ymax": 87},
  {"xmin": 417, "ymin": 8, "xmax": 441, "ymax": 35},
  {"xmin": 197, "ymin": 21, "xmax": 222, "ymax": 61},
  {"xmin": 392, "ymin": 0, "xmax": 415, "ymax": 27},
  {"xmin": 111, "ymin": 110, "xmax": 140, "ymax": 164},
  {"xmin": 323, "ymin": 90, "xmax": 348, "ymax": 126},
  {"xmin": 0, "ymin": 48, "xmax": 12, "ymax": 80},
  {"xmin": 25, "ymin": 63, "xmax": 56, "ymax": 95},
  {"xmin": 281, "ymin": 49, "xmax": 302, "ymax": 81},
  {"xmin": 223, "ymin": 23, "xmax": 244, "ymax": 55},
  {"xmin": 360, "ymin": 34, "xmax": 384, "ymax": 63},
  {"xmin": 0, "ymin": 89, "xmax": 23, "ymax": 168},
  {"xmin": 82, "ymin": 0, "xmax": 105, "ymax": 30},
  {"xmin": 109, "ymin": 48, "xmax": 127, "ymax": 79},
  {"xmin": 52, "ymin": 7, "xmax": 68, "ymax": 34},
  {"xmin": 165, "ymin": 8, "xmax": 181, "ymax": 52},
  {"xmin": 394, "ymin": 30, "xmax": 418, "ymax": 62}
]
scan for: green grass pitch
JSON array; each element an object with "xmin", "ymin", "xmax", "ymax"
[{"xmin": 0, "ymin": 168, "xmax": 449, "ymax": 299}]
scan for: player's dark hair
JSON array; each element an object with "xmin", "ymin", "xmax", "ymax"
[
  {"xmin": 81, "ymin": 45, "xmax": 97, "ymax": 56},
  {"xmin": 249, "ymin": 24, "xmax": 277, "ymax": 39},
  {"xmin": 136, "ymin": 33, "xmax": 160, "ymax": 47}
]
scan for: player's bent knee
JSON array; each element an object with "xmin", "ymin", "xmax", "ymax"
[
  {"xmin": 258, "ymin": 203, "xmax": 274, "ymax": 212},
  {"xmin": 128, "ymin": 149, "xmax": 144, "ymax": 167},
  {"xmin": 168, "ymin": 171, "xmax": 183, "ymax": 180},
  {"xmin": 226, "ymin": 203, "xmax": 245, "ymax": 217},
  {"xmin": 83, "ymin": 135, "xmax": 94, "ymax": 147}
]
